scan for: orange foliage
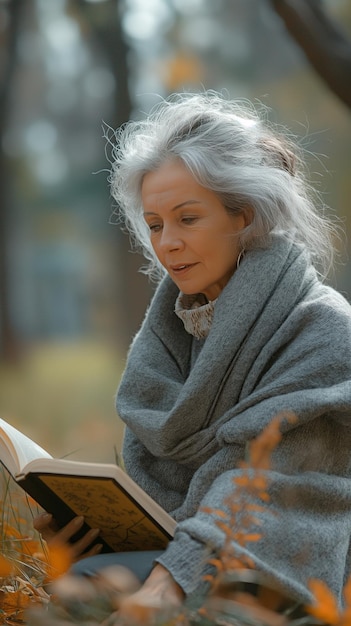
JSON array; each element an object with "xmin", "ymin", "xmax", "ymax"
[
  {"xmin": 0, "ymin": 554, "xmax": 13, "ymax": 578},
  {"xmin": 20, "ymin": 536, "xmax": 44, "ymax": 557},
  {"xmin": 0, "ymin": 481, "xmax": 60, "ymax": 622},
  {"xmin": 344, "ymin": 578, "xmax": 351, "ymax": 606},
  {"xmin": 202, "ymin": 413, "xmax": 297, "ymax": 589},
  {"xmin": 202, "ymin": 411, "xmax": 351, "ymax": 626},
  {"xmin": 0, "ymin": 587, "xmax": 32, "ymax": 613},
  {"xmin": 45, "ymin": 542, "xmax": 72, "ymax": 580},
  {"xmin": 307, "ymin": 578, "xmax": 351, "ymax": 626},
  {"xmin": 307, "ymin": 580, "xmax": 340, "ymax": 625},
  {"xmin": 241, "ymin": 412, "xmax": 296, "ymax": 472}
]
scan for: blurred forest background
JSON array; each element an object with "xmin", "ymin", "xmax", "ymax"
[{"xmin": 0, "ymin": 0, "xmax": 350, "ymax": 463}]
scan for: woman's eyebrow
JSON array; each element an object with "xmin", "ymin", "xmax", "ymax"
[
  {"xmin": 172, "ymin": 200, "xmax": 201, "ymax": 211},
  {"xmin": 144, "ymin": 200, "xmax": 201, "ymax": 217}
]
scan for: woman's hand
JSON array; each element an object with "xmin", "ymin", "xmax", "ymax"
[
  {"xmin": 113, "ymin": 564, "xmax": 185, "ymax": 624},
  {"xmin": 33, "ymin": 512, "xmax": 103, "ymax": 561}
]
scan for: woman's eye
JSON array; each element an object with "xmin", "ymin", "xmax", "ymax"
[
  {"xmin": 182, "ymin": 216, "xmax": 198, "ymax": 225},
  {"xmin": 148, "ymin": 223, "xmax": 162, "ymax": 233}
]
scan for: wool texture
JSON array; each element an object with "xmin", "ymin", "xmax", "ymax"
[{"xmin": 116, "ymin": 234, "xmax": 351, "ymax": 605}]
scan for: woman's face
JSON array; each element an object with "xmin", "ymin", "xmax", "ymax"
[{"xmin": 142, "ymin": 159, "xmax": 248, "ymax": 301}]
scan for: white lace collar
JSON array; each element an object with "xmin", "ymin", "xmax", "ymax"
[{"xmin": 175, "ymin": 292, "xmax": 217, "ymax": 339}]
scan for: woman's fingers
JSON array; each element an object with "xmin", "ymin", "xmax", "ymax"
[
  {"xmin": 33, "ymin": 512, "xmax": 103, "ymax": 560},
  {"xmin": 62, "ymin": 523, "xmax": 102, "ymax": 560},
  {"xmin": 33, "ymin": 512, "xmax": 60, "ymax": 541},
  {"xmin": 76, "ymin": 540, "xmax": 104, "ymax": 560},
  {"xmin": 49, "ymin": 515, "xmax": 85, "ymax": 545}
]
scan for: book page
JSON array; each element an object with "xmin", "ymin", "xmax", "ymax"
[
  {"xmin": 0, "ymin": 418, "xmax": 52, "ymax": 476},
  {"xmin": 39, "ymin": 474, "xmax": 171, "ymax": 551}
]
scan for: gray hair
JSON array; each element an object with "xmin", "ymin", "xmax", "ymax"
[{"xmin": 108, "ymin": 91, "xmax": 338, "ymax": 280}]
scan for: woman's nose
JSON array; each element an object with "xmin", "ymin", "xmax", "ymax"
[{"xmin": 159, "ymin": 226, "xmax": 184, "ymax": 252}]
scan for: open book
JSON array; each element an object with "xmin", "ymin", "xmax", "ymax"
[{"xmin": 0, "ymin": 417, "xmax": 176, "ymax": 553}]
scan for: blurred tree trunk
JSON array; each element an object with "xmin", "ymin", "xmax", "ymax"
[
  {"xmin": 0, "ymin": 0, "xmax": 22, "ymax": 361},
  {"xmin": 75, "ymin": 0, "xmax": 152, "ymax": 351},
  {"xmin": 270, "ymin": 0, "xmax": 351, "ymax": 109}
]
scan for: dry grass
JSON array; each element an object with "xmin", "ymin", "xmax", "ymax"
[
  {"xmin": 0, "ymin": 470, "xmax": 49, "ymax": 623},
  {"xmin": 0, "ymin": 339, "xmax": 126, "ymax": 622}
]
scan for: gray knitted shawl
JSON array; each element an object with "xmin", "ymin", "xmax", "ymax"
[{"xmin": 117, "ymin": 234, "xmax": 351, "ymax": 605}]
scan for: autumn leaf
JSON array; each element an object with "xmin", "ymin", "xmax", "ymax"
[
  {"xmin": 233, "ymin": 475, "xmax": 251, "ymax": 488},
  {"xmin": 216, "ymin": 522, "xmax": 235, "ymax": 536},
  {"xmin": 20, "ymin": 537, "xmax": 43, "ymax": 557},
  {"xmin": 243, "ymin": 533, "xmax": 262, "ymax": 542},
  {"xmin": 207, "ymin": 558, "xmax": 225, "ymax": 572},
  {"xmin": 258, "ymin": 492, "xmax": 271, "ymax": 502},
  {"xmin": 201, "ymin": 413, "xmax": 293, "ymax": 588},
  {"xmin": 197, "ymin": 606, "xmax": 208, "ymax": 616},
  {"xmin": 343, "ymin": 577, "xmax": 351, "ymax": 607},
  {"xmin": 0, "ymin": 555, "xmax": 13, "ymax": 578},
  {"xmin": 307, "ymin": 579, "xmax": 340, "ymax": 625},
  {"xmin": 248, "ymin": 412, "xmax": 296, "ymax": 470},
  {"xmin": 221, "ymin": 555, "xmax": 256, "ymax": 572},
  {"xmin": 0, "ymin": 588, "xmax": 31, "ymax": 613},
  {"xmin": 340, "ymin": 607, "xmax": 351, "ymax": 626},
  {"xmin": 203, "ymin": 574, "xmax": 215, "ymax": 583},
  {"xmin": 46, "ymin": 543, "xmax": 72, "ymax": 580},
  {"xmin": 202, "ymin": 507, "xmax": 228, "ymax": 518}
]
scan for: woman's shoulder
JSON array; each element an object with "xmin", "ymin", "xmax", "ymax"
[
  {"xmin": 307, "ymin": 280, "xmax": 351, "ymax": 321},
  {"xmin": 292, "ymin": 280, "xmax": 351, "ymax": 361}
]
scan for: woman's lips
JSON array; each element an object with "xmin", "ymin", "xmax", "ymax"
[{"xmin": 170, "ymin": 263, "xmax": 196, "ymax": 274}]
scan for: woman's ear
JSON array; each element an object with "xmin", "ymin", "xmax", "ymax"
[{"xmin": 242, "ymin": 204, "xmax": 254, "ymax": 228}]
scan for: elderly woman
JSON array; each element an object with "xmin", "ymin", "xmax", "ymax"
[{"xmin": 35, "ymin": 91, "xmax": 351, "ymax": 616}]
